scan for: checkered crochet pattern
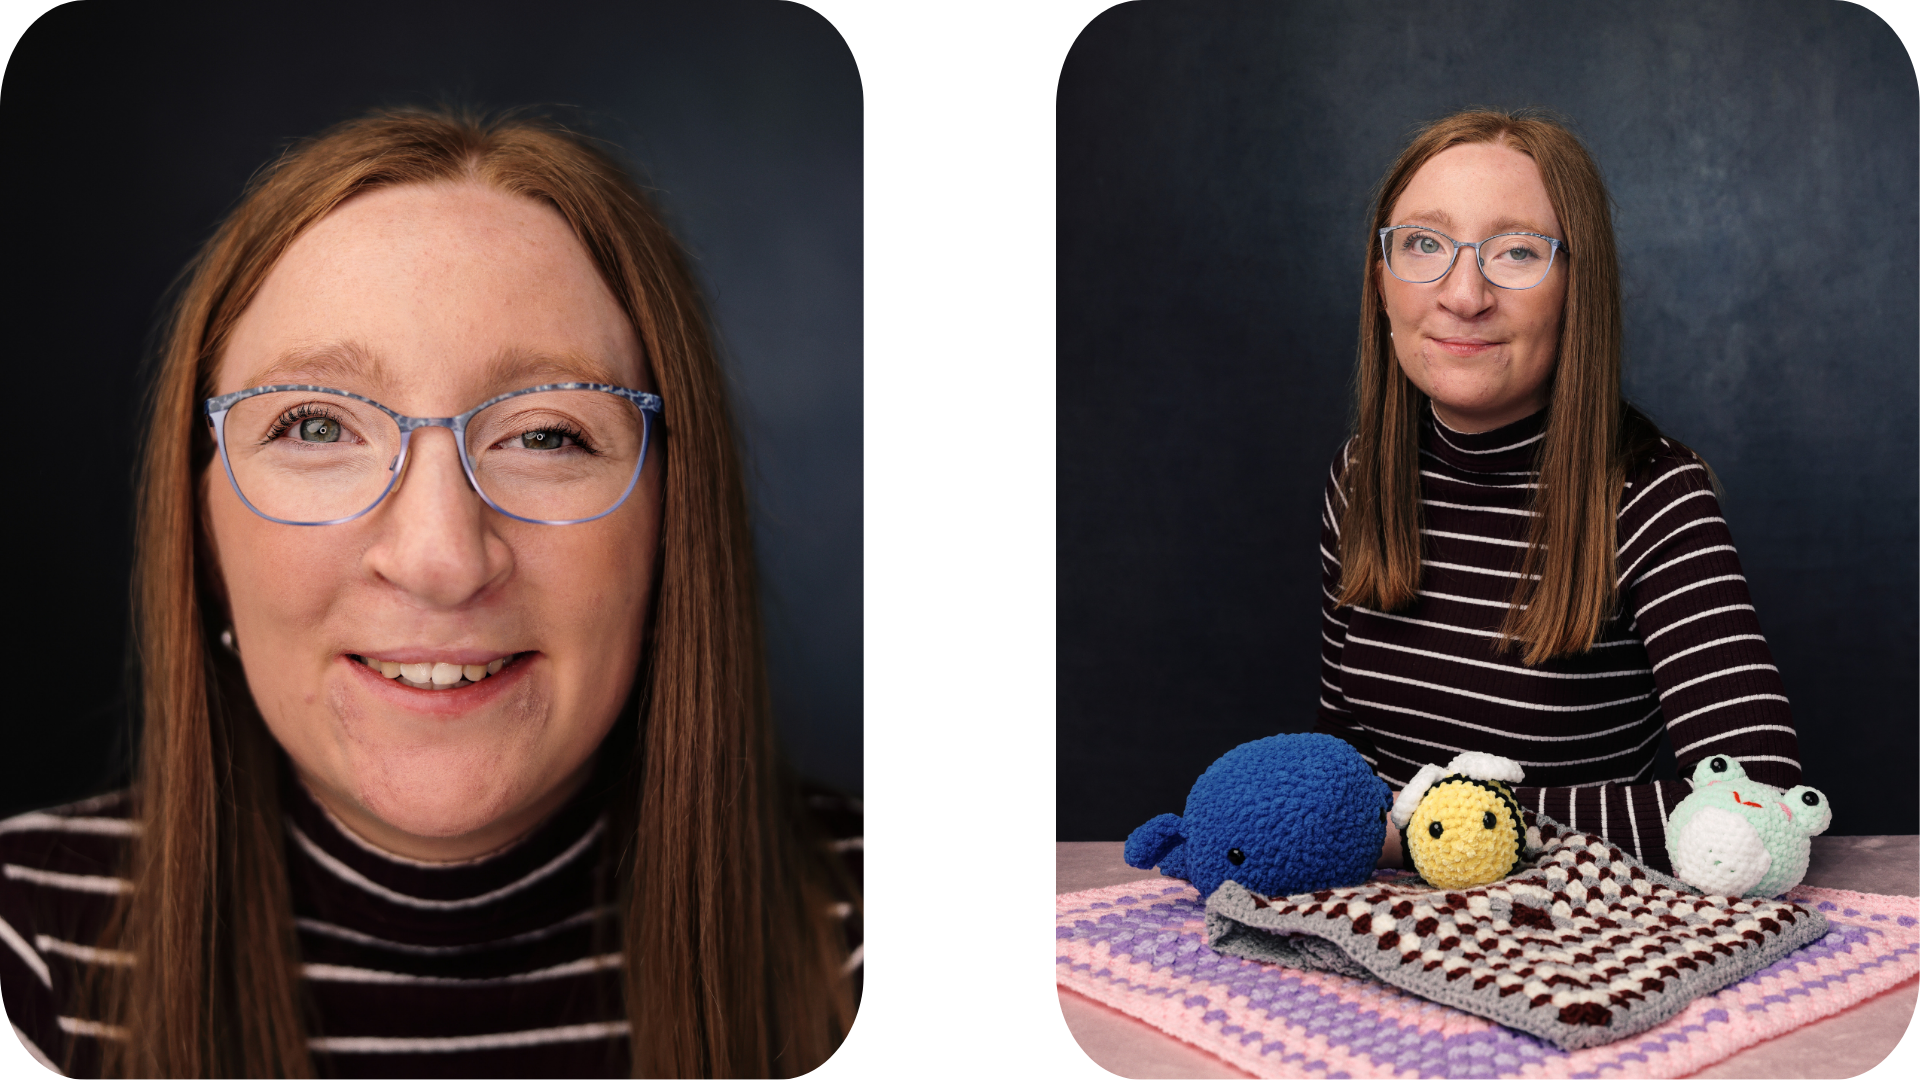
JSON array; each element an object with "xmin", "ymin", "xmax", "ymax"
[
  {"xmin": 1203, "ymin": 816, "xmax": 1827, "ymax": 1050},
  {"xmin": 1059, "ymin": 872, "xmax": 1917, "ymax": 1077}
]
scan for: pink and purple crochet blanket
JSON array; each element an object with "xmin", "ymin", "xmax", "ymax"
[{"xmin": 1057, "ymin": 874, "xmax": 1918, "ymax": 1078}]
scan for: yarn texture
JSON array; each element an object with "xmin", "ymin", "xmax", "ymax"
[
  {"xmin": 1665, "ymin": 755, "xmax": 1830, "ymax": 898},
  {"xmin": 1125, "ymin": 733, "xmax": 1391, "ymax": 898},
  {"xmin": 1204, "ymin": 813, "xmax": 1831, "ymax": 1051},
  {"xmin": 1404, "ymin": 778, "xmax": 1524, "ymax": 890}
]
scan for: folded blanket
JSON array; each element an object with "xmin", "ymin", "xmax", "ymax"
[{"xmin": 1204, "ymin": 814, "xmax": 1829, "ymax": 1050}]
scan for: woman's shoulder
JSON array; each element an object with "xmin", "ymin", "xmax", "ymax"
[
  {"xmin": 1620, "ymin": 437, "xmax": 1716, "ymax": 511},
  {"xmin": 0, "ymin": 790, "xmax": 135, "ymax": 938}
]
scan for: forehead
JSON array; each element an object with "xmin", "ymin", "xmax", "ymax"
[
  {"xmin": 215, "ymin": 181, "xmax": 646, "ymax": 405},
  {"xmin": 1389, "ymin": 141, "xmax": 1562, "ymax": 239}
]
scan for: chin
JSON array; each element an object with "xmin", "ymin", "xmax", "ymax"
[{"xmin": 347, "ymin": 744, "xmax": 541, "ymax": 841}]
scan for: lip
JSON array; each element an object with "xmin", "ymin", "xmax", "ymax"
[
  {"xmin": 1429, "ymin": 336, "xmax": 1501, "ymax": 357},
  {"xmin": 341, "ymin": 651, "xmax": 535, "ymax": 717}
]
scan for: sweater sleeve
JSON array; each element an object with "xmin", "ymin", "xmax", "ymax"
[
  {"xmin": 1311, "ymin": 441, "xmax": 1380, "ymax": 766},
  {"xmin": 1514, "ymin": 445, "xmax": 1803, "ymax": 871}
]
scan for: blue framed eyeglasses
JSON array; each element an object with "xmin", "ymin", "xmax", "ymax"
[
  {"xmin": 205, "ymin": 382, "xmax": 663, "ymax": 526},
  {"xmin": 1378, "ymin": 225, "xmax": 1567, "ymax": 290}
]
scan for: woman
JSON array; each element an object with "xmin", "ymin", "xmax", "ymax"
[
  {"xmin": 1315, "ymin": 109, "xmax": 1803, "ymax": 872},
  {"xmin": 0, "ymin": 109, "xmax": 858, "ymax": 1077}
]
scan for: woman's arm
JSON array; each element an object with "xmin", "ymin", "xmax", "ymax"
[
  {"xmin": 1514, "ymin": 446, "xmax": 1802, "ymax": 870},
  {"xmin": 1310, "ymin": 446, "xmax": 1400, "ymax": 869},
  {"xmin": 1310, "ymin": 444, "xmax": 1379, "ymax": 765}
]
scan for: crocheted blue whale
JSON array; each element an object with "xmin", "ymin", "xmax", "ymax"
[{"xmin": 1125, "ymin": 732, "xmax": 1391, "ymax": 898}]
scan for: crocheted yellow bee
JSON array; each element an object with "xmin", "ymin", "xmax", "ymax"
[{"xmin": 1390, "ymin": 752, "xmax": 1527, "ymax": 890}]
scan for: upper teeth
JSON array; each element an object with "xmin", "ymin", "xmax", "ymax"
[{"xmin": 361, "ymin": 655, "xmax": 509, "ymax": 689}]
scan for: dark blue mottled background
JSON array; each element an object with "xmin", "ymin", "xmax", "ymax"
[
  {"xmin": 1058, "ymin": 0, "xmax": 1916, "ymax": 838},
  {"xmin": 3, "ymin": 0, "xmax": 861, "ymax": 813}
]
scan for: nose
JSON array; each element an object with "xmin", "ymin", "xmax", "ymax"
[
  {"xmin": 1436, "ymin": 242, "xmax": 1496, "ymax": 320},
  {"xmin": 361, "ymin": 427, "xmax": 513, "ymax": 609}
]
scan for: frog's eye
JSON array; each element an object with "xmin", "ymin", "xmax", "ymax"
[
  {"xmin": 1801, "ymin": 791, "xmax": 1820, "ymax": 806},
  {"xmin": 1483, "ymin": 811, "xmax": 1497, "ymax": 829},
  {"xmin": 1428, "ymin": 821, "xmax": 1444, "ymax": 839},
  {"xmin": 1710, "ymin": 757, "xmax": 1729, "ymax": 773},
  {"xmin": 1227, "ymin": 848, "xmax": 1246, "ymax": 865}
]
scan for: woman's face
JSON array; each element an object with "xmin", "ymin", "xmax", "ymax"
[
  {"xmin": 206, "ymin": 181, "xmax": 660, "ymax": 862},
  {"xmin": 1377, "ymin": 141, "xmax": 1568, "ymax": 433}
]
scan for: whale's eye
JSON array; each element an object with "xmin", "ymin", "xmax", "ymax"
[
  {"xmin": 1227, "ymin": 848, "xmax": 1245, "ymax": 865},
  {"xmin": 1428, "ymin": 821, "xmax": 1444, "ymax": 839},
  {"xmin": 1710, "ymin": 757, "xmax": 1729, "ymax": 773},
  {"xmin": 1802, "ymin": 791, "xmax": 1820, "ymax": 806},
  {"xmin": 1483, "ymin": 811, "xmax": 1497, "ymax": 829}
]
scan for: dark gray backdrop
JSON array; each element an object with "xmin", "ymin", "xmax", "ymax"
[
  {"xmin": 2, "ymin": 0, "xmax": 862, "ymax": 817},
  {"xmin": 1058, "ymin": 0, "xmax": 1917, "ymax": 839}
]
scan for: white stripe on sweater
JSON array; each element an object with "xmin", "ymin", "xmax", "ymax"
[
  {"xmin": 1421, "ymin": 498, "xmax": 1537, "ymax": 517},
  {"xmin": 34, "ymin": 934, "xmax": 132, "ymax": 967},
  {"xmin": 1674, "ymin": 725, "xmax": 1800, "ymax": 757},
  {"xmin": 0, "ymin": 913, "xmax": 50, "ymax": 989},
  {"xmin": 310, "ymin": 1021, "xmax": 630, "ymax": 1054},
  {"xmin": 302, "ymin": 953, "xmax": 621, "ymax": 985},
  {"xmin": 1652, "ymin": 634, "xmax": 1769, "ymax": 672},
  {"xmin": 1345, "ymin": 668, "xmax": 1653, "ymax": 713},
  {"xmin": 295, "ymin": 906, "xmax": 608, "ymax": 957},
  {"xmin": 1618, "ymin": 462, "xmax": 1705, "ymax": 520},
  {"xmin": 1420, "ymin": 528, "xmax": 1533, "ymax": 549},
  {"xmin": 2, "ymin": 864, "xmax": 132, "ymax": 895},
  {"xmin": 1664, "ymin": 695, "xmax": 1793, "ymax": 730},
  {"xmin": 1637, "ymin": 575, "xmax": 1747, "ymax": 618},
  {"xmin": 1640, "ymin": 604, "xmax": 1756, "ymax": 647},
  {"xmin": 0, "ymin": 813, "xmax": 141, "ymax": 838},
  {"xmin": 1347, "ymin": 634, "xmax": 1649, "ymax": 680},
  {"xmin": 1627, "ymin": 545, "xmax": 1738, "ymax": 588},
  {"xmin": 1659, "ymin": 663, "xmax": 1779, "ymax": 700},
  {"xmin": 1618, "ymin": 517, "xmax": 1727, "ymax": 584},
  {"xmin": 287, "ymin": 817, "xmax": 604, "ymax": 912},
  {"xmin": 1618, "ymin": 487, "xmax": 1715, "ymax": 557}
]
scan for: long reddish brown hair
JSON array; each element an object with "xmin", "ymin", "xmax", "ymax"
[
  {"xmin": 101, "ymin": 108, "xmax": 856, "ymax": 1077},
  {"xmin": 1337, "ymin": 108, "xmax": 1671, "ymax": 664}
]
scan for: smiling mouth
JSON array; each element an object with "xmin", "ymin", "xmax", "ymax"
[{"xmin": 351, "ymin": 653, "xmax": 525, "ymax": 690}]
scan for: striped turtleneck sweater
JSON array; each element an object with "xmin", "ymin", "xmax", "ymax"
[
  {"xmin": 0, "ymin": 777, "xmax": 861, "ymax": 1076},
  {"xmin": 1314, "ymin": 406, "xmax": 1803, "ymax": 872}
]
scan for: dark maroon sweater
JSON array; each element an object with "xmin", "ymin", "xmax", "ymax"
[
  {"xmin": 1, "ymin": 778, "xmax": 860, "ymax": 1077},
  {"xmin": 1314, "ymin": 406, "xmax": 1803, "ymax": 871}
]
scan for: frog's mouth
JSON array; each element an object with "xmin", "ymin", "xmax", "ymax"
[{"xmin": 1731, "ymin": 790, "xmax": 1765, "ymax": 808}]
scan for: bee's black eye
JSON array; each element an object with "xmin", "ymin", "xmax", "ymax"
[
  {"xmin": 1710, "ymin": 757, "xmax": 1728, "ymax": 773},
  {"xmin": 1428, "ymin": 821, "xmax": 1444, "ymax": 839},
  {"xmin": 1483, "ymin": 811, "xmax": 1497, "ymax": 829},
  {"xmin": 1802, "ymin": 791, "xmax": 1820, "ymax": 806},
  {"xmin": 1227, "ymin": 848, "xmax": 1245, "ymax": 865}
]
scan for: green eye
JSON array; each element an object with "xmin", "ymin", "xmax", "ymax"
[
  {"xmin": 299, "ymin": 418, "xmax": 340, "ymax": 443},
  {"xmin": 519, "ymin": 430, "xmax": 567, "ymax": 450}
]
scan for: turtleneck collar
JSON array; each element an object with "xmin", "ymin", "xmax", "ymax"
[
  {"xmin": 1422, "ymin": 402, "xmax": 1548, "ymax": 474},
  {"xmin": 280, "ymin": 761, "xmax": 614, "ymax": 946}
]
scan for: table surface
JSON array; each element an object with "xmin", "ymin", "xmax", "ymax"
[{"xmin": 1058, "ymin": 835, "xmax": 1920, "ymax": 1079}]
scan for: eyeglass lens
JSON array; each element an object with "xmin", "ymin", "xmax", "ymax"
[
  {"xmin": 219, "ymin": 389, "xmax": 648, "ymax": 524},
  {"xmin": 1383, "ymin": 227, "xmax": 1555, "ymax": 289}
]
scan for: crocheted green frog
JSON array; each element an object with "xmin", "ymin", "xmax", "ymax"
[{"xmin": 1665, "ymin": 755, "xmax": 1830, "ymax": 898}]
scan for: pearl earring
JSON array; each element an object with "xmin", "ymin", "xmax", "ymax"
[{"xmin": 220, "ymin": 627, "xmax": 239, "ymax": 655}]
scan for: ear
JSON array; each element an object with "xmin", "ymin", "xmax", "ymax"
[
  {"xmin": 1783, "ymin": 787, "xmax": 1832, "ymax": 836},
  {"xmin": 1124, "ymin": 813, "xmax": 1187, "ymax": 871}
]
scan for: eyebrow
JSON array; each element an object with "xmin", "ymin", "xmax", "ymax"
[
  {"xmin": 240, "ymin": 341, "xmax": 392, "ymax": 392},
  {"xmin": 484, "ymin": 348, "xmax": 628, "ymax": 389},
  {"xmin": 1397, "ymin": 210, "xmax": 1554, "ymax": 237}
]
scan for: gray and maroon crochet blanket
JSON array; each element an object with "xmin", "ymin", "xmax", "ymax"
[{"xmin": 1204, "ymin": 815, "xmax": 1829, "ymax": 1050}]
